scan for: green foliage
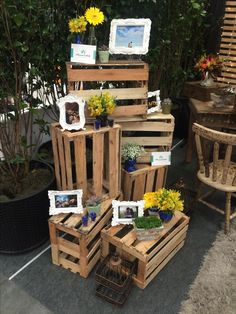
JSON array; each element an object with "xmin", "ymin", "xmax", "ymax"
[{"xmin": 134, "ymin": 216, "xmax": 163, "ymax": 229}]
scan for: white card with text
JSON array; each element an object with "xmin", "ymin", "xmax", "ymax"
[
  {"xmin": 70, "ymin": 44, "xmax": 96, "ymax": 64},
  {"xmin": 151, "ymin": 151, "xmax": 171, "ymax": 166}
]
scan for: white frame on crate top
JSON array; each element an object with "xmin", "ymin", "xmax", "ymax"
[
  {"xmin": 111, "ymin": 200, "xmax": 144, "ymax": 226},
  {"xmin": 48, "ymin": 189, "xmax": 83, "ymax": 215},
  {"xmin": 57, "ymin": 94, "xmax": 86, "ymax": 131},
  {"xmin": 109, "ymin": 18, "xmax": 152, "ymax": 55}
]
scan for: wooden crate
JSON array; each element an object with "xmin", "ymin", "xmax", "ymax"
[
  {"xmin": 120, "ymin": 113, "xmax": 174, "ymax": 163},
  {"xmin": 48, "ymin": 198, "xmax": 118, "ymax": 278},
  {"xmin": 66, "ymin": 60, "xmax": 149, "ymax": 121},
  {"xmin": 122, "ymin": 164, "xmax": 167, "ymax": 201},
  {"xmin": 101, "ymin": 211, "xmax": 189, "ymax": 289},
  {"xmin": 51, "ymin": 123, "xmax": 121, "ymax": 200}
]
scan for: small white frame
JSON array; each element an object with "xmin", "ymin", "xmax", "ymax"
[
  {"xmin": 48, "ymin": 189, "xmax": 83, "ymax": 215},
  {"xmin": 111, "ymin": 200, "xmax": 144, "ymax": 226},
  {"xmin": 109, "ymin": 18, "xmax": 152, "ymax": 55},
  {"xmin": 57, "ymin": 94, "xmax": 85, "ymax": 131}
]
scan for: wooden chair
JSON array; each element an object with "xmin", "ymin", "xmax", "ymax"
[{"xmin": 192, "ymin": 123, "xmax": 236, "ymax": 233}]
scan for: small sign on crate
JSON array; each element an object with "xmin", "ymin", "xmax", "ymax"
[
  {"xmin": 70, "ymin": 43, "xmax": 96, "ymax": 64},
  {"xmin": 151, "ymin": 151, "xmax": 171, "ymax": 166}
]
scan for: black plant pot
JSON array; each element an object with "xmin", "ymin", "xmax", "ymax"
[{"xmin": 0, "ymin": 160, "xmax": 55, "ymax": 254}]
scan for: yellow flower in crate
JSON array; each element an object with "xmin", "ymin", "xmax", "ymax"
[
  {"xmin": 68, "ymin": 16, "xmax": 87, "ymax": 33},
  {"xmin": 85, "ymin": 7, "xmax": 104, "ymax": 26},
  {"xmin": 87, "ymin": 92, "xmax": 116, "ymax": 117},
  {"xmin": 143, "ymin": 189, "xmax": 184, "ymax": 211}
]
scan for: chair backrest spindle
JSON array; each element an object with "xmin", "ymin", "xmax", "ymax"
[{"xmin": 193, "ymin": 123, "xmax": 236, "ymax": 187}]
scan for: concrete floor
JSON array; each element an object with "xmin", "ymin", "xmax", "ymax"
[{"xmin": 0, "ymin": 139, "xmax": 229, "ymax": 314}]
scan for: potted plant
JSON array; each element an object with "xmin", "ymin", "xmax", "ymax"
[
  {"xmin": 0, "ymin": 1, "xmax": 61, "ymax": 253},
  {"xmin": 87, "ymin": 92, "xmax": 116, "ymax": 126},
  {"xmin": 161, "ymin": 98, "xmax": 172, "ymax": 114},
  {"xmin": 98, "ymin": 45, "xmax": 109, "ymax": 63},
  {"xmin": 144, "ymin": 188, "xmax": 184, "ymax": 222},
  {"xmin": 133, "ymin": 216, "xmax": 163, "ymax": 240},
  {"xmin": 86, "ymin": 195, "xmax": 101, "ymax": 215},
  {"xmin": 121, "ymin": 143, "xmax": 145, "ymax": 172}
]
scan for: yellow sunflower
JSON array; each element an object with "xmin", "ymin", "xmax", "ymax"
[{"xmin": 85, "ymin": 7, "xmax": 104, "ymax": 26}]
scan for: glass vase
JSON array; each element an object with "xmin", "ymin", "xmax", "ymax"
[
  {"xmin": 96, "ymin": 114, "xmax": 108, "ymax": 127},
  {"xmin": 75, "ymin": 33, "xmax": 81, "ymax": 44},
  {"xmin": 200, "ymin": 71, "xmax": 215, "ymax": 87},
  {"xmin": 88, "ymin": 26, "xmax": 97, "ymax": 46}
]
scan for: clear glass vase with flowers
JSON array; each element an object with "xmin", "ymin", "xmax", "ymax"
[{"xmin": 195, "ymin": 54, "xmax": 224, "ymax": 87}]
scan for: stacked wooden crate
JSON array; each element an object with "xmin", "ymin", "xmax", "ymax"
[
  {"xmin": 66, "ymin": 60, "xmax": 149, "ymax": 121},
  {"xmin": 51, "ymin": 122, "xmax": 121, "ymax": 200},
  {"xmin": 101, "ymin": 211, "xmax": 190, "ymax": 289},
  {"xmin": 48, "ymin": 198, "xmax": 120, "ymax": 278},
  {"xmin": 66, "ymin": 60, "xmax": 174, "ymax": 199}
]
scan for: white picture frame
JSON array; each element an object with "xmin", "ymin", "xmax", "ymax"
[
  {"xmin": 48, "ymin": 189, "xmax": 83, "ymax": 215},
  {"xmin": 109, "ymin": 18, "xmax": 152, "ymax": 55},
  {"xmin": 57, "ymin": 94, "xmax": 86, "ymax": 131},
  {"xmin": 111, "ymin": 200, "xmax": 144, "ymax": 226}
]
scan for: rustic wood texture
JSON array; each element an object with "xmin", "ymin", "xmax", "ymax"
[
  {"xmin": 193, "ymin": 123, "xmax": 236, "ymax": 233},
  {"xmin": 66, "ymin": 61, "xmax": 149, "ymax": 120},
  {"xmin": 217, "ymin": 1, "xmax": 236, "ymax": 86},
  {"xmin": 122, "ymin": 164, "xmax": 168, "ymax": 201},
  {"xmin": 120, "ymin": 113, "xmax": 174, "ymax": 163},
  {"xmin": 101, "ymin": 211, "xmax": 189, "ymax": 289},
  {"xmin": 51, "ymin": 123, "xmax": 121, "ymax": 200},
  {"xmin": 48, "ymin": 197, "xmax": 120, "ymax": 278}
]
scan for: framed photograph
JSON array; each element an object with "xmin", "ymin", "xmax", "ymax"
[
  {"xmin": 70, "ymin": 43, "xmax": 96, "ymax": 64},
  {"xmin": 48, "ymin": 189, "xmax": 83, "ymax": 215},
  {"xmin": 109, "ymin": 18, "xmax": 152, "ymax": 55},
  {"xmin": 111, "ymin": 200, "xmax": 144, "ymax": 226},
  {"xmin": 57, "ymin": 94, "xmax": 85, "ymax": 131}
]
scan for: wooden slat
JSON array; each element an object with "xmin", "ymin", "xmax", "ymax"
[
  {"xmin": 122, "ymin": 136, "xmax": 173, "ymax": 146},
  {"xmin": 223, "ymin": 19, "xmax": 236, "ymax": 25},
  {"xmin": 213, "ymin": 142, "xmax": 219, "ymax": 182},
  {"xmin": 221, "ymin": 37, "xmax": 236, "ymax": 43},
  {"xmin": 108, "ymin": 128, "xmax": 120, "ymax": 198},
  {"xmin": 154, "ymin": 167, "xmax": 167, "ymax": 190},
  {"xmin": 225, "ymin": 7, "xmax": 236, "ymax": 12},
  {"xmin": 64, "ymin": 136, "xmax": 73, "ymax": 190},
  {"xmin": 74, "ymin": 136, "xmax": 87, "ymax": 192},
  {"xmin": 224, "ymin": 13, "xmax": 236, "ymax": 19},
  {"xmin": 56, "ymin": 127, "xmax": 67, "ymax": 189},
  {"xmin": 58, "ymin": 237, "xmax": 80, "ymax": 259},
  {"xmin": 220, "ymin": 43, "xmax": 236, "ymax": 49},
  {"xmin": 71, "ymin": 87, "xmax": 147, "ymax": 100},
  {"xmin": 120, "ymin": 121, "xmax": 174, "ymax": 132},
  {"xmin": 220, "ymin": 48, "xmax": 236, "ymax": 55},
  {"xmin": 226, "ymin": 1, "xmax": 236, "ymax": 6},
  {"xmin": 112, "ymin": 104, "xmax": 147, "ymax": 117},
  {"xmin": 93, "ymin": 132, "xmax": 104, "ymax": 197},
  {"xmin": 50, "ymin": 124, "xmax": 61, "ymax": 189},
  {"xmin": 87, "ymin": 249, "xmax": 101, "ymax": 274},
  {"xmin": 133, "ymin": 173, "xmax": 146, "ymax": 201},
  {"xmin": 58, "ymin": 255, "xmax": 80, "ymax": 273},
  {"xmin": 67, "ymin": 68, "xmax": 148, "ymax": 82},
  {"xmin": 145, "ymin": 169, "xmax": 156, "ymax": 192}
]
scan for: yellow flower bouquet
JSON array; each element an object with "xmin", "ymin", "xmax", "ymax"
[
  {"xmin": 144, "ymin": 188, "xmax": 184, "ymax": 220},
  {"xmin": 87, "ymin": 92, "xmax": 116, "ymax": 117}
]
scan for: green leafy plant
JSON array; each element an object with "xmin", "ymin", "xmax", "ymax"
[
  {"xmin": 86, "ymin": 195, "xmax": 101, "ymax": 206},
  {"xmin": 134, "ymin": 216, "xmax": 163, "ymax": 229},
  {"xmin": 121, "ymin": 143, "xmax": 145, "ymax": 161}
]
